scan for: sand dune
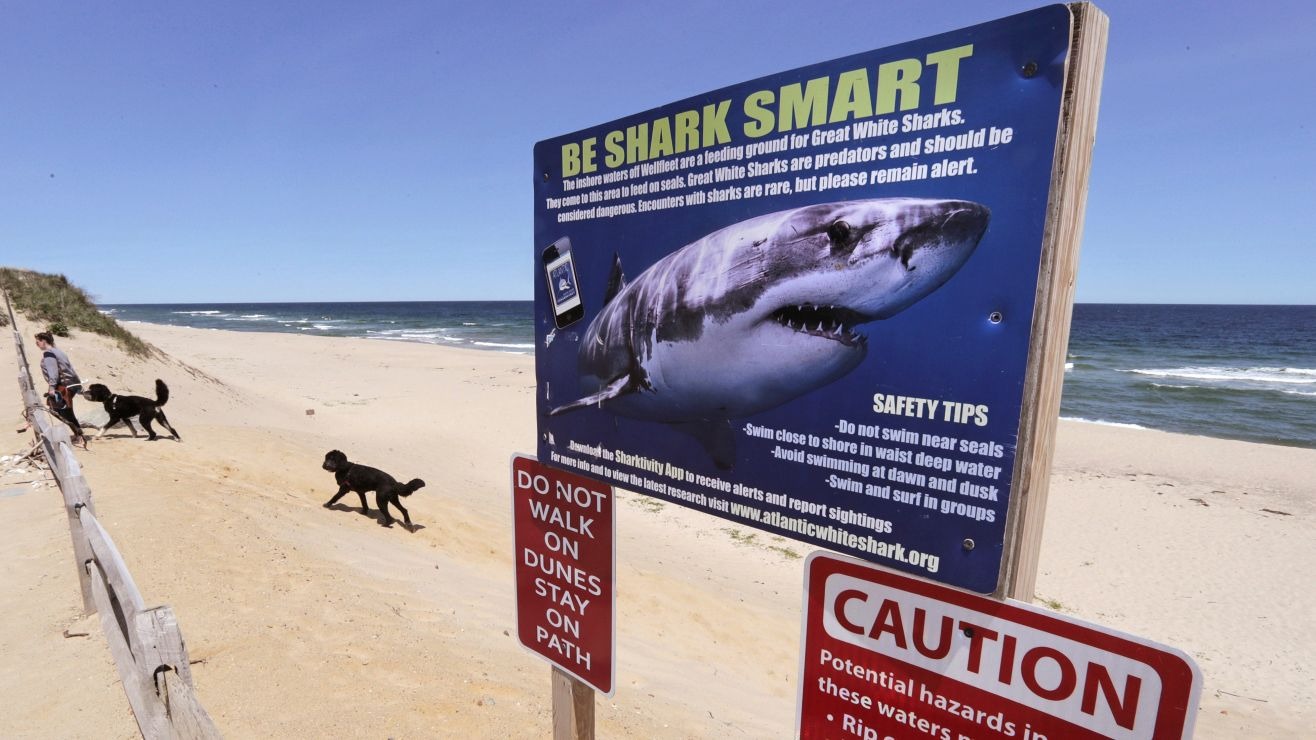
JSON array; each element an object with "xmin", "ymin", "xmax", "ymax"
[{"xmin": 1, "ymin": 317, "xmax": 1311, "ymax": 737}]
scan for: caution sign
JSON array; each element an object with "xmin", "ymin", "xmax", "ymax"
[
  {"xmin": 798, "ymin": 553, "xmax": 1201, "ymax": 739},
  {"xmin": 512, "ymin": 455, "xmax": 615, "ymax": 695}
]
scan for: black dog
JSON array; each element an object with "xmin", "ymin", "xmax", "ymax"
[
  {"xmin": 322, "ymin": 449, "xmax": 425, "ymax": 530},
  {"xmin": 83, "ymin": 379, "xmax": 181, "ymax": 441}
]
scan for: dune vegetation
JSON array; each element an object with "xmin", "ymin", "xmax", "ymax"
[{"xmin": 0, "ymin": 267, "xmax": 151, "ymax": 356}]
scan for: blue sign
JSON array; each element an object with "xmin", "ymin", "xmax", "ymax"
[{"xmin": 534, "ymin": 6, "xmax": 1073, "ymax": 593}]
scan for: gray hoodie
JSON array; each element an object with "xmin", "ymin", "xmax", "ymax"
[{"xmin": 41, "ymin": 345, "xmax": 81, "ymax": 390}]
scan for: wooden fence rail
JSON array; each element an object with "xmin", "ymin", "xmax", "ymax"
[{"xmin": 6, "ymin": 291, "xmax": 221, "ymax": 739}]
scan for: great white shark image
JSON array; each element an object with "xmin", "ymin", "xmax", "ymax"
[{"xmin": 548, "ymin": 197, "xmax": 990, "ymax": 465}]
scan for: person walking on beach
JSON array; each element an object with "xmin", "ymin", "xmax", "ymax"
[{"xmin": 34, "ymin": 331, "xmax": 88, "ymax": 448}]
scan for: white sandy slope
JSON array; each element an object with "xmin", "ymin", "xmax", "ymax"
[{"xmin": 0, "ymin": 317, "xmax": 1311, "ymax": 738}]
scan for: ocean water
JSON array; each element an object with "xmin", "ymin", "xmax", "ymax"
[
  {"xmin": 101, "ymin": 302, "xmax": 1315, "ymax": 448},
  {"xmin": 101, "ymin": 301, "xmax": 534, "ymax": 353},
  {"xmin": 1063, "ymin": 304, "xmax": 1314, "ymax": 449}
]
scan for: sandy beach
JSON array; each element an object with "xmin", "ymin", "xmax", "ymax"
[{"xmin": 2, "ymin": 316, "xmax": 1312, "ymax": 738}]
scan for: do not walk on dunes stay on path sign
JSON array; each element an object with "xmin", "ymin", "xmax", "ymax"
[{"xmin": 511, "ymin": 454, "xmax": 615, "ymax": 696}]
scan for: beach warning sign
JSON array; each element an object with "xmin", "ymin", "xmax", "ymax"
[
  {"xmin": 798, "ymin": 553, "xmax": 1201, "ymax": 739},
  {"xmin": 512, "ymin": 454, "xmax": 615, "ymax": 695},
  {"xmin": 532, "ymin": 4, "xmax": 1103, "ymax": 595}
]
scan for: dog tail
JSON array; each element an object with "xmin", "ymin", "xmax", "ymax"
[
  {"xmin": 155, "ymin": 379, "xmax": 170, "ymax": 406},
  {"xmin": 401, "ymin": 479, "xmax": 426, "ymax": 497}
]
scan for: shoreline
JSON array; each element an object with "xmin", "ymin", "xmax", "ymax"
[
  {"xmin": 1, "ymin": 318, "xmax": 1312, "ymax": 736},
  {"xmin": 1058, "ymin": 415, "xmax": 1316, "ymax": 451},
  {"xmin": 127, "ymin": 313, "xmax": 1316, "ymax": 449},
  {"xmin": 117, "ymin": 318, "xmax": 536, "ymax": 355}
]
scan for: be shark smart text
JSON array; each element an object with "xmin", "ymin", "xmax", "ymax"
[{"xmin": 561, "ymin": 44, "xmax": 973, "ymax": 175}]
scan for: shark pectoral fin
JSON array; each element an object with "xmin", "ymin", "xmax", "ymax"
[
  {"xmin": 675, "ymin": 420, "xmax": 737, "ymax": 471},
  {"xmin": 548, "ymin": 375, "xmax": 636, "ymax": 416}
]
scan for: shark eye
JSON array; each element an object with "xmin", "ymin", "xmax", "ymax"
[{"xmin": 827, "ymin": 220, "xmax": 852, "ymax": 245}]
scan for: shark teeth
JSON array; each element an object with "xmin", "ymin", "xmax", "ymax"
[{"xmin": 770, "ymin": 303, "xmax": 868, "ymax": 347}]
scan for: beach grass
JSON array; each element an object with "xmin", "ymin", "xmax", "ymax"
[{"xmin": 0, "ymin": 268, "xmax": 152, "ymax": 356}]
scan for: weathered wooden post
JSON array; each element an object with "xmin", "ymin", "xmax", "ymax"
[
  {"xmin": 1001, "ymin": 1, "xmax": 1110, "ymax": 601},
  {"xmin": 552, "ymin": 667, "xmax": 595, "ymax": 740},
  {"xmin": 135, "ymin": 605, "xmax": 222, "ymax": 739}
]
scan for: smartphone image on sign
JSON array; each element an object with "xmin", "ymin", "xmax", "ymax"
[{"xmin": 543, "ymin": 237, "xmax": 584, "ymax": 328}]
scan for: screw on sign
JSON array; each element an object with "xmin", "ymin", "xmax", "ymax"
[
  {"xmin": 512, "ymin": 455, "xmax": 615, "ymax": 696},
  {"xmin": 798, "ymin": 554, "xmax": 1201, "ymax": 740}
]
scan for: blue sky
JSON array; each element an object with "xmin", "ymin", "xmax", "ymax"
[{"xmin": 3, "ymin": 1, "xmax": 1312, "ymax": 304}]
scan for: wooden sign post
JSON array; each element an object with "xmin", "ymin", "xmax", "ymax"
[
  {"xmin": 1001, "ymin": 2, "xmax": 1110, "ymax": 600},
  {"xmin": 552, "ymin": 666, "xmax": 595, "ymax": 740}
]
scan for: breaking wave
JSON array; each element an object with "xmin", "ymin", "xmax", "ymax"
[{"xmin": 1127, "ymin": 367, "xmax": 1316, "ymax": 386}]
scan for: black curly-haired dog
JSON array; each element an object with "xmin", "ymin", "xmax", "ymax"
[
  {"xmin": 322, "ymin": 449, "xmax": 425, "ymax": 530},
  {"xmin": 83, "ymin": 379, "xmax": 181, "ymax": 441}
]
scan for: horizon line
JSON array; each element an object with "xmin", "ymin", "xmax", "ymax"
[{"xmin": 96, "ymin": 299, "xmax": 1316, "ymax": 308}]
